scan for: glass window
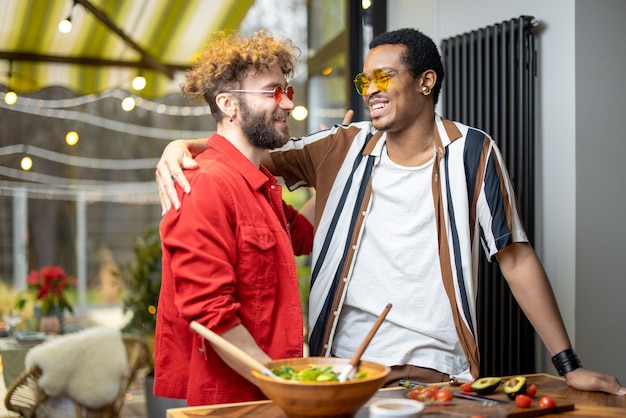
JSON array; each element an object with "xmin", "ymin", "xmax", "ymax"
[
  {"xmin": 307, "ymin": 54, "xmax": 348, "ymax": 132},
  {"xmin": 309, "ymin": 0, "xmax": 345, "ymax": 51}
]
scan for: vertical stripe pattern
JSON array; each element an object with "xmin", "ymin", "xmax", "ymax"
[{"xmin": 272, "ymin": 115, "xmax": 528, "ymax": 378}]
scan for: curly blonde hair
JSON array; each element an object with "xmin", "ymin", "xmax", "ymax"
[{"xmin": 181, "ymin": 30, "xmax": 299, "ymax": 122}]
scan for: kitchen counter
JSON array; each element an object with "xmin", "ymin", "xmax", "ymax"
[{"xmin": 166, "ymin": 373, "xmax": 626, "ymax": 417}]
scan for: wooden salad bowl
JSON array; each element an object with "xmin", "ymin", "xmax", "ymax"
[{"xmin": 252, "ymin": 357, "xmax": 390, "ymax": 418}]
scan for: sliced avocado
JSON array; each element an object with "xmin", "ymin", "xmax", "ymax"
[
  {"xmin": 503, "ymin": 376, "xmax": 528, "ymax": 400},
  {"xmin": 470, "ymin": 377, "xmax": 502, "ymax": 395}
]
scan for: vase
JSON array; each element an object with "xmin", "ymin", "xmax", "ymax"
[
  {"xmin": 39, "ymin": 315, "xmax": 60, "ymax": 334},
  {"xmin": 34, "ymin": 306, "xmax": 66, "ymax": 335}
]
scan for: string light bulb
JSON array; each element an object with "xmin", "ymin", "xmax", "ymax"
[
  {"xmin": 21, "ymin": 156, "xmax": 33, "ymax": 171},
  {"xmin": 4, "ymin": 60, "xmax": 18, "ymax": 105},
  {"xmin": 132, "ymin": 74, "xmax": 146, "ymax": 91},
  {"xmin": 292, "ymin": 105, "xmax": 308, "ymax": 121},
  {"xmin": 66, "ymin": 131, "xmax": 79, "ymax": 146},
  {"xmin": 121, "ymin": 96, "xmax": 136, "ymax": 111},
  {"xmin": 4, "ymin": 90, "xmax": 17, "ymax": 105},
  {"xmin": 58, "ymin": 17, "xmax": 72, "ymax": 33},
  {"xmin": 59, "ymin": 0, "xmax": 77, "ymax": 33}
]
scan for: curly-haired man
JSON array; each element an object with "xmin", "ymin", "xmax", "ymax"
[{"xmin": 154, "ymin": 31, "xmax": 314, "ymax": 406}]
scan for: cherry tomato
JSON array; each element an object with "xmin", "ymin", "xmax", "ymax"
[
  {"xmin": 515, "ymin": 394, "xmax": 533, "ymax": 408},
  {"xmin": 409, "ymin": 385, "xmax": 435, "ymax": 402},
  {"xmin": 538, "ymin": 396, "xmax": 556, "ymax": 408},
  {"xmin": 422, "ymin": 386, "xmax": 439, "ymax": 402},
  {"xmin": 460, "ymin": 382, "xmax": 474, "ymax": 392},
  {"xmin": 525, "ymin": 383, "xmax": 537, "ymax": 398},
  {"xmin": 435, "ymin": 387, "xmax": 453, "ymax": 403}
]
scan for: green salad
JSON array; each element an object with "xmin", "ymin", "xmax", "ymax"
[{"xmin": 271, "ymin": 365, "xmax": 367, "ymax": 382}]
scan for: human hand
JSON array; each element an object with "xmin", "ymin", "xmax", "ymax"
[
  {"xmin": 564, "ymin": 367, "xmax": 626, "ymax": 396},
  {"xmin": 341, "ymin": 109, "xmax": 354, "ymax": 125},
  {"xmin": 156, "ymin": 140, "xmax": 199, "ymax": 214}
]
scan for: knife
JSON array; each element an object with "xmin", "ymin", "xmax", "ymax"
[
  {"xmin": 398, "ymin": 379, "xmax": 430, "ymax": 388},
  {"xmin": 453, "ymin": 391, "xmax": 509, "ymax": 404}
]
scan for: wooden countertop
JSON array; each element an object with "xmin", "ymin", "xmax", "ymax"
[{"xmin": 166, "ymin": 373, "xmax": 626, "ymax": 417}]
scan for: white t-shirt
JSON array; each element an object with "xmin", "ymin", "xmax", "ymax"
[{"xmin": 332, "ymin": 145, "xmax": 468, "ymax": 375}]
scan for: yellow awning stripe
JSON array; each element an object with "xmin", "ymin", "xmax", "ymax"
[
  {"xmin": 1, "ymin": 0, "xmax": 251, "ymax": 99},
  {"xmin": 210, "ymin": 0, "xmax": 255, "ymax": 34}
]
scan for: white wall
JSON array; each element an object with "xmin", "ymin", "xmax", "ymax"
[
  {"xmin": 387, "ymin": 0, "xmax": 626, "ymax": 382},
  {"xmin": 387, "ymin": 0, "xmax": 434, "ymax": 36},
  {"xmin": 574, "ymin": 0, "xmax": 626, "ymax": 384}
]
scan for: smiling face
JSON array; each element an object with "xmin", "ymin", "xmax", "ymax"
[
  {"xmin": 361, "ymin": 44, "xmax": 429, "ymax": 133},
  {"xmin": 236, "ymin": 65, "xmax": 295, "ymax": 150}
]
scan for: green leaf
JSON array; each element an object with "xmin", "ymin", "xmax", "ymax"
[{"xmin": 118, "ymin": 227, "xmax": 162, "ymax": 339}]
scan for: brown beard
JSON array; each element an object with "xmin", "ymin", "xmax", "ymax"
[{"xmin": 239, "ymin": 100, "xmax": 290, "ymax": 150}]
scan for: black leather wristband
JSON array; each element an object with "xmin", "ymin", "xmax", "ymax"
[{"xmin": 551, "ymin": 348, "xmax": 582, "ymax": 376}]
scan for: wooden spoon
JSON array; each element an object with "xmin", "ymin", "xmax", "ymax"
[
  {"xmin": 338, "ymin": 303, "xmax": 392, "ymax": 382},
  {"xmin": 190, "ymin": 321, "xmax": 281, "ymax": 380}
]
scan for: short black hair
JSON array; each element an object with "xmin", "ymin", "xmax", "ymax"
[{"xmin": 370, "ymin": 28, "xmax": 445, "ymax": 105}]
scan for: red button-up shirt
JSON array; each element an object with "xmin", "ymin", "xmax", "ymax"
[{"xmin": 154, "ymin": 134, "xmax": 313, "ymax": 406}]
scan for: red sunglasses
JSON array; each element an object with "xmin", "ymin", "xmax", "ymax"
[{"xmin": 229, "ymin": 85, "xmax": 294, "ymax": 103}]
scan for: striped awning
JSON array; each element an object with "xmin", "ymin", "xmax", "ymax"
[{"xmin": 0, "ymin": 0, "xmax": 254, "ymax": 99}]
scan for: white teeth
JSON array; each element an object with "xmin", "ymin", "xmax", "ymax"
[{"xmin": 372, "ymin": 103, "xmax": 386, "ymax": 110}]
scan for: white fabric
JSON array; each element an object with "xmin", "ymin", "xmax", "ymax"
[
  {"xmin": 333, "ymin": 146, "xmax": 467, "ymax": 374},
  {"xmin": 25, "ymin": 326, "xmax": 127, "ymax": 409},
  {"xmin": 299, "ymin": 122, "xmax": 377, "ymax": 330}
]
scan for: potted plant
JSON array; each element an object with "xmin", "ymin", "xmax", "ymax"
[
  {"xmin": 118, "ymin": 227, "xmax": 186, "ymax": 415},
  {"xmin": 15, "ymin": 265, "xmax": 76, "ymax": 334},
  {"xmin": 120, "ymin": 227, "xmax": 161, "ymax": 347}
]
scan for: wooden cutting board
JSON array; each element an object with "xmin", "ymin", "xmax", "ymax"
[
  {"xmin": 370, "ymin": 375, "xmax": 576, "ymax": 417},
  {"xmin": 427, "ymin": 391, "xmax": 574, "ymax": 417},
  {"xmin": 365, "ymin": 392, "xmax": 573, "ymax": 417}
]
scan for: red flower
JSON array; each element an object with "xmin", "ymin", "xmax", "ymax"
[{"xmin": 17, "ymin": 265, "xmax": 75, "ymax": 315}]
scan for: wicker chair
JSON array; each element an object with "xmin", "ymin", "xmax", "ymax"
[{"xmin": 4, "ymin": 334, "xmax": 150, "ymax": 418}]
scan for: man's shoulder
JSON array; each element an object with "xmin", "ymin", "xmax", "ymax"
[
  {"xmin": 189, "ymin": 153, "xmax": 244, "ymax": 186},
  {"xmin": 441, "ymin": 117, "xmax": 496, "ymax": 147}
]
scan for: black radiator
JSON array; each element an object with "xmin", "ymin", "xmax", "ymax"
[{"xmin": 441, "ymin": 16, "xmax": 539, "ymax": 377}]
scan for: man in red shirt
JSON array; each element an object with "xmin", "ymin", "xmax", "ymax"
[{"xmin": 154, "ymin": 31, "xmax": 313, "ymax": 406}]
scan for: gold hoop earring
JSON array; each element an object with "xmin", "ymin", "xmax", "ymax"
[{"xmin": 421, "ymin": 86, "xmax": 432, "ymax": 96}]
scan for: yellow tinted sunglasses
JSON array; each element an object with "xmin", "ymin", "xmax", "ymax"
[{"xmin": 353, "ymin": 68, "xmax": 403, "ymax": 95}]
